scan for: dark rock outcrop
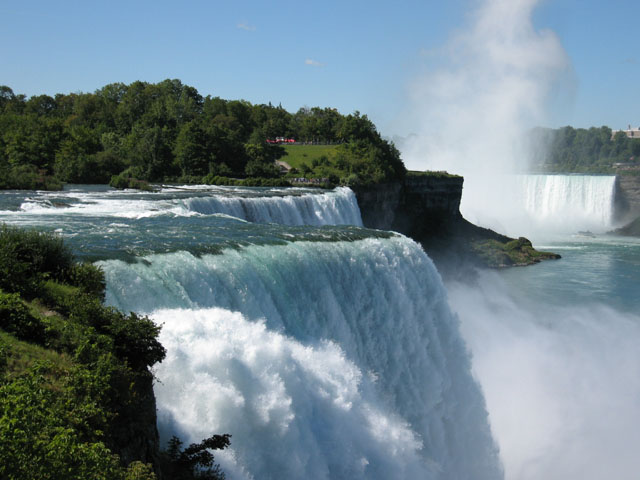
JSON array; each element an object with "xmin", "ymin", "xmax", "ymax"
[
  {"xmin": 610, "ymin": 215, "xmax": 640, "ymax": 237},
  {"xmin": 616, "ymin": 174, "xmax": 640, "ymax": 222},
  {"xmin": 353, "ymin": 174, "xmax": 559, "ymax": 277},
  {"xmin": 111, "ymin": 371, "xmax": 161, "ymax": 470}
]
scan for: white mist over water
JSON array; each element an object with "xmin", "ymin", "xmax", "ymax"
[
  {"xmin": 400, "ymin": 0, "xmax": 570, "ymax": 232},
  {"xmin": 448, "ymin": 271, "xmax": 640, "ymax": 480},
  {"xmin": 100, "ymin": 237, "xmax": 502, "ymax": 479}
]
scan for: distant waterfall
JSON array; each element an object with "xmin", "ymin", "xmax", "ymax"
[
  {"xmin": 460, "ymin": 174, "xmax": 618, "ymax": 237},
  {"xmin": 183, "ymin": 187, "xmax": 363, "ymax": 226},
  {"xmin": 519, "ymin": 175, "xmax": 616, "ymax": 231},
  {"xmin": 99, "ymin": 236, "xmax": 502, "ymax": 480}
]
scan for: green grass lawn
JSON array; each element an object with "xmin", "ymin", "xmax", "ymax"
[{"xmin": 281, "ymin": 144, "xmax": 339, "ymax": 170}]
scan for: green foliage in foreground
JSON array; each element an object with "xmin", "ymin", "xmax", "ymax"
[
  {"xmin": 1, "ymin": 80, "xmax": 405, "ymax": 190},
  {"xmin": 160, "ymin": 435, "xmax": 231, "ymax": 480},
  {"xmin": 0, "ymin": 293, "xmax": 46, "ymax": 343},
  {"xmin": 0, "ymin": 359, "xmax": 133, "ymax": 479},
  {"xmin": 471, "ymin": 237, "xmax": 561, "ymax": 267},
  {"xmin": 0, "ymin": 224, "xmax": 75, "ymax": 297},
  {"xmin": 0, "ymin": 225, "xmax": 229, "ymax": 479}
]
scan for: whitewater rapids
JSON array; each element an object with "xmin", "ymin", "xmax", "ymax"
[{"xmin": 100, "ymin": 236, "xmax": 502, "ymax": 480}]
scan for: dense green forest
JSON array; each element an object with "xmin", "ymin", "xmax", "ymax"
[
  {"xmin": 0, "ymin": 80, "xmax": 405, "ymax": 190},
  {"xmin": 0, "ymin": 225, "xmax": 229, "ymax": 479},
  {"xmin": 530, "ymin": 126, "xmax": 640, "ymax": 173}
]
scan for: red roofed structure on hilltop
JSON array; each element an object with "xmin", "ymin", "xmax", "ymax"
[{"xmin": 266, "ymin": 137, "xmax": 296, "ymax": 144}]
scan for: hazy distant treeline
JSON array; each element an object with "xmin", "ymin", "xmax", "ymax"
[
  {"xmin": 0, "ymin": 80, "xmax": 404, "ymax": 189},
  {"xmin": 530, "ymin": 126, "xmax": 640, "ymax": 173}
]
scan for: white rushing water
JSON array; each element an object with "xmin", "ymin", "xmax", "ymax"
[
  {"xmin": 0, "ymin": 186, "xmax": 362, "ymax": 227},
  {"xmin": 182, "ymin": 186, "xmax": 363, "ymax": 226},
  {"xmin": 518, "ymin": 175, "xmax": 616, "ymax": 230},
  {"xmin": 99, "ymin": 236, "xmax": 502, "ymax": 480},
  {"xmin": 461, "ymin": 174, "xmax": 618, "ymax": 238}
]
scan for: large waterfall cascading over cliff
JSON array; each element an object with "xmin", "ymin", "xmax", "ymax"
[
  {"xmin": 183, "ymin": 186, "xmax": 363, "ymax": 226},
  {"xmin": 99, "ymin": 236, "xmax": 502, "ymax": 480},
  {"xmin": 519, "ymin": 175, "xmax": 616, "ymax": 230},
  {"xmin": 460, "ymin": 174, "xmax": 617, "ymax": 237},
  {"xmin": 0, "ymin": 184, "xmax": 502, "ymax": 477}
]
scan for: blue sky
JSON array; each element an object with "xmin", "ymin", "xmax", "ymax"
[{"xmin": 2, "ymin": 0, "xmax": 639, "ymax": 136}]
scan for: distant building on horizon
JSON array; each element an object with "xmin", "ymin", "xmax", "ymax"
[{"xmin": 611, "ymin": 125, "xmax": 640, "ymax": 139}]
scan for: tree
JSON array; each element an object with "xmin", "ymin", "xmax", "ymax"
[
  {"xmin": 175, "ymin": 121, "xmax": 212, "ymax": 176},
  {"xmin": 162, "ymin": 434, "xmax": 231, "ymax": 480},
  {"xmin": 122, "ymin": 123, "xmax": 175, "ymax": 180},
  {"xmin": 3, "ymin": 114, "xmax": 63, "ymax": 172}
]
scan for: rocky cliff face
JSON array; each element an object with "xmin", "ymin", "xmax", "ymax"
[
  {"xmin": 112, "ymin": 371, "xmax": 161, "ymax": 470},
  {"xmin": 355, "ymin": 175, "xmax": 463, "ymax": 234},
  {"xmin": 616, "ymin": 175, "xmax": 640, "ymax": 221}
]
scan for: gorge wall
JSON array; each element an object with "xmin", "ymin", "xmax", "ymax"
[
  {"xmin": 616, "ymin": 174, "xmax": 640, "ymax": 222},
  {"xmin": 355, "ymin": 174, "xmax": 464, "ymax": 235}
]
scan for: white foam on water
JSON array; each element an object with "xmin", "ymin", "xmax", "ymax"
[{"xmin": 100, "ymin": 236, "xmax": 502, "ymax": 479}]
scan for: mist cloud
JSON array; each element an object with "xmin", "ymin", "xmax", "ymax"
[
  {"xmin": 403, "ymin": 0, "xmax": 568, "ymax": 173},
  {"xmin": 449, "ymin": 271, "xmax": 640, "ymax": 480}
]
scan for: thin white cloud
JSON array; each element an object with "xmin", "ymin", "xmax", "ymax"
[
  {"xmin": 305, "ymin": 59, "xmax": 325, "ymax": 67},
  {"xmin": 237, "ymin": 22, "xmax": 256, "ymax": 31}
]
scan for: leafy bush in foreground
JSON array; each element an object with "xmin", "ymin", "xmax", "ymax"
[
  {"xmin": 0, "ymin": 292, "xmax": 46, "ymax": 344},
  {"xmin": 0, "ymin": 225, "xmax": 74, "ymax": 297},
  {"xmin": 0, "ymin": 225, "xmax": 229, "ymax": 479}
]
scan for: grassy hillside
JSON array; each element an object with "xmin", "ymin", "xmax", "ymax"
[
  {"xmin": 281, "ymin": 144, "xmax": 339, "ymax": 170},
  {"xmin": 280, "ymin": 143, "xmax": 405, "ymax": 186}
]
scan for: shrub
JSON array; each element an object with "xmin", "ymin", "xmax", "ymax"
[
  {"xmin": 0, "ymin": 365, "xmax": 125, "ymax": 480},
  {"xmin": 0, "ymin": 291, "xmax": 46, "ymax": 344},
  {"xmin": 0, "ymin": 224, "xmax": 74, "ymax": 296},
  {"xmin": 201, "ymin": 174, "xmax": 290, "ymax": 187},
  {"xmin": 0, "ymin": 165, "xmax": 63, "ymax": 191},
  {"xmin": 161, "ymin": 434, "xmax": 231, "ymax": 480},
  {"xmin": 110, "ymin": 167, "xmax": 153, "ymax": 191},
  {"xmin": 125, "ymin": 461, "xmax": 157, "ymax": 480},
  {"xmin": 0, "ymin": 337, "xmax": 8, "ymax": 374},
  {"xmin": 68, "ymin": 263, "xmax": 106, "ymax": 300},
  {"xmin": 105, "ymin": 312, "xmax": 165, "ymax": 369}
]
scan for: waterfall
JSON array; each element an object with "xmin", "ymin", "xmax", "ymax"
[
  {"xmin": 460, "ymin": 174, "xmax": 617, "ymax": 237},
  {"xmin": 182, "ymin": 186, "xmax": 363, "ymax": 226},
  {"xmin": 4, "ymin": 186, "xmax": 362, "ymax": 227},
  {"xmin": 519, "ymin": 175, "xmax": 616, "ymax": 231},
  {"xmin": 99, "ymin": 236, "xmax": 502, "ymax": 480}
]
